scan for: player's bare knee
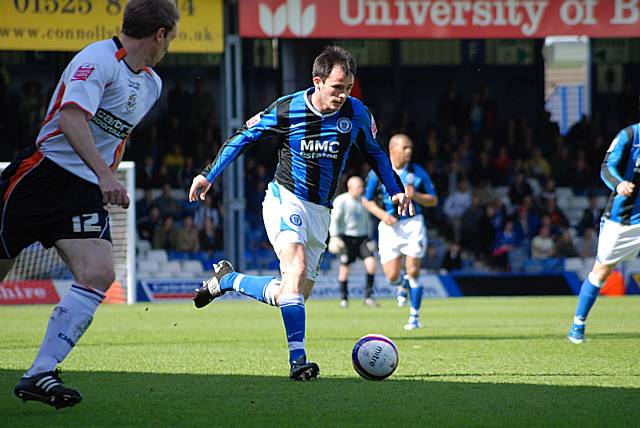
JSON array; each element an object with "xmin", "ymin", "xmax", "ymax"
[
  {"xmin": 77, "ymin": 264, "xmax": 115, "ymax": 291},
  {"xmin": 592, "ymin": 263, "xmax": 614, "ymax": 283},
  {"xmin": 406, "ymin": 267, "xmax": 420, "ymax": 279}
]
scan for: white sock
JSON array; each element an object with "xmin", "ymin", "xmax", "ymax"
[
  {"xmin": 573, "ymin": 316, "xmax": 586, "ymax": 326},
  {"xmin": 25, "ymin": 284, "xmax": 104, "ymax": 377},
  {"xmin": 264, "ymin": 279, "xmax": 280, "ymax": 306}
]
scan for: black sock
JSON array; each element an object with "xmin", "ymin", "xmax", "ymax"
[
  {"xmin": 365, "ymin": 274, "xmax": 374, "ymax": 298},
  {"xmin": 339, "ymin": 280, "xmax": 348, "ymax": 300}
]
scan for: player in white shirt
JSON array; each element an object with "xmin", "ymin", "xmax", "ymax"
[
  {"xmin": 328, "ymin": 176, "xmax": 378, "ymax": 308},
  {"xmin": 2, "ymin": 0, "xmax": 179, "ymax": 408}
]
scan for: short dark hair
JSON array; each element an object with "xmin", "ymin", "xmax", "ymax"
[
  {"xmin": 312, "ymin": 46, "xmax": 356, "ymax": 81},
  {"xmin": 122, "ymin": 0, "xmax": 180, "ymax": 39}
]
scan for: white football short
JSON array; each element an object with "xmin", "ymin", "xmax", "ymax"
[
  {"xmin": 596, "ymin": 218, "xmax": 640, "ymax": 265},
  {"xmin": 262, "ymin": 181, "xmax": 330, "ymax": 281},
  {"xmin": 377, "ymin": 214, "xmax": 427, "ymax": 265}
]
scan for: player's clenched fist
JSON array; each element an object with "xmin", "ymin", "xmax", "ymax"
[
  {"xmin": 189, "ymin": 174, "xmax": 212, "ymax": 202},
  {"xmin": 616, "ymin": 180, "xmax": 635, "ymax": 197},
  {"xmin": 392, "ymin": 192, "xmax": 415, "ymax": 217},
  {"xmin": 99, "ymin": 174, "xmax": 129, "ymax": 208}
]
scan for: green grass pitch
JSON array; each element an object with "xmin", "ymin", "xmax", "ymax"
[{"xmin": 1, "ymin": 296, "xmax": 639, "ymax": 427}]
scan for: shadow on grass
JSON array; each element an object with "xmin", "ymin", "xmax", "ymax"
[{"xmin": 1, "ymin": 369, "xmax": 638, "ymax": 427}]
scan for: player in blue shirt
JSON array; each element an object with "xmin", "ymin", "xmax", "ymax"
[
  {"xmin": 189, "ymin": 46, "xmax": 413, "ymax": 379},
  {"xmin": 362, "ymin": 134, "xmax": 438, "ymax": 330},
  {"xmin": 568, "ymin": 123, "xmax": 640, "ymax": 343}
]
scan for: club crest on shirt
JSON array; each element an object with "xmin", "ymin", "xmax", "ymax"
[
  {"xmin": 290, "ymin": 214, "xmax": 302, "ymax": 227},
  {"xmin": 337, "ymin": 117, "xmax": 352, "ymax": 134},
  {"xmin": 126, "ymin": 80, "xmax": 140, "ymax": 112}
]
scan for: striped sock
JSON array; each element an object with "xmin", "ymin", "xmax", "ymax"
[
  {"xmin": 407, "ymin": 276, "xmax": 423, "ymax": 323},
  {"xmin": 220, "ymin": 272, "xmax": 279, "ymax": 306},
  {"xmin": 280, "ymin": 293, "xmax": 306, "ymax": 364},
  {"xmin": 26, "ymin": 284, "xmax": 104, "ymax": 377}
]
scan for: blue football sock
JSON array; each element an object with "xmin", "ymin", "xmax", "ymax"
[
  {"xmin": 574, "ymin": 273, "xmax": 603, "ymax": 322},
  {"xmin": 280, "ymin": 293, "xmax": 306, "ymax": 364},
  {"xmin": 220, "ymin": 272, "xmax": 279, "ymax": 305},
  {"xmin": 407, "ymin": 276, "xmax": 423, "ymax": 321}
]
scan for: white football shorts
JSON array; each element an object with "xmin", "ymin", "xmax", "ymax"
[
  {"xmin": 377, "ymin": 214, "xmax": 427, "ymax": 265},
  {"xmin": 262, "ymin": 181, "xmax": 330, "ymax": 281},
  {"xmin": 596, "ymin": 218, "xmax": 640, "ymax": 265}
]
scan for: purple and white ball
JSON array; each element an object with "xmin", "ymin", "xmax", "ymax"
[{"xmin": 352, "ymin": 334, "xmax": 399, "ymax": 380}]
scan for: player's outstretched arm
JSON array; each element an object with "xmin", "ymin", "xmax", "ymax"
[
  {"xmin": 189, "ymin": 174, "xmax": 212, "ymax": 202},
  {"xmin": 59, "ymin": 106, "xmax": 129, "ymax": 208}
]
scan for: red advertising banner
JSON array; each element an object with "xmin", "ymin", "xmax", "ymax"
[
  {"xmin": 240, "ymin": 0, "xmax": 640, "ymax": 39},
  {"xmin": 0, "ymin": 280, "xmax": 60, "ymax": 305}
]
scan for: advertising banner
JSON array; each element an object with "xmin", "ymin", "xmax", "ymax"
[
  {"xmin": 240, "ymin": 0, "xmax": 640, "ymax": 39},
  {"xmin": 0, "ymin": 0, "xmax": 223, "ymax": 53}
]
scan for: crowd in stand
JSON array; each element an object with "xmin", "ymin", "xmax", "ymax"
[{"xmin": 1, "ymin": 67, "xmax": 630, "ymax": 272}]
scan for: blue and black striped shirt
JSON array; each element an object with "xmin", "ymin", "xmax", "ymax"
[
  {"xmin": 202, "ymin": 88, "xmax": 403, "ymax": 207},
  {"xmin": 602, "ymin": 123, "xmax": 640, "ymax": 225},
  {"xmin": 364, "ymin": 162, "xmax": 436, "ymax": 219}
]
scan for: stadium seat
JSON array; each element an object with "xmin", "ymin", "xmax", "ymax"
[
  {"xmin": 182, "ymin": 260, "xmax": 204, "ymax": 275},
  {"xmin": 138, "ymin": 260, "xmax": 160, "ymax": 273},
  {"xmin": 564, "ymin": 257, "xmax": 583, "ymax": 272},
  {"xmin": 160, "ymin": 260, "xmax": 182, "ymax": 274},
  {"xmin": 137, "ymin": 239, "xmax": 151, "ymax": 256},
  {"xmin": 146, "ymin": 249, "xmax": 169, "ymax": 263}
]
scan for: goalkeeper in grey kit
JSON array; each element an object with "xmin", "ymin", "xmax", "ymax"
[{"xmin": 329, "ymin": 176, "xmax": 378, "ymax": 308}]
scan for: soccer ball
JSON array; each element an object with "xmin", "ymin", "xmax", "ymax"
[{"xmin": 351, "ymin": 334, "xmax": 399, "ymax": 380}]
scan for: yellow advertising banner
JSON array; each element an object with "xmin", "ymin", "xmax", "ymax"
[{"xmin": 0, "ymin": 0, "xmax": 223, "ymax": 53}]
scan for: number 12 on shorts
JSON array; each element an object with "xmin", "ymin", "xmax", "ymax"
[{"xmin": 72, "ymin": 213, "xmax": 102, "ymax": 233}]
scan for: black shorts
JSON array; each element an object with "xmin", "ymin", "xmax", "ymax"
[
  {"xmin": 339, "ymin": 235, "xmax": 374, "ymax": 265},
  {"xmin": 0, "ymin": 146, "xmax": 111, "ymax": 259}
]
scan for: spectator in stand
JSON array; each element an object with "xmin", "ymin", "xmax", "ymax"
[
  {"xmin": 174, "ymin": 215, "xmax": 200, "ymax": 252},
  {"xmin": 189, "ymin": 78, "xmax": 213, "ymax": 129},
  {"xmin": 423, "ymin": 244, "xmax": 441, "ymax": 272},
  {"xmin": 437, "ymin": 81, "xmax": 464, "ymax": 129},
  {"xmin": 137, "ymin": 156, "xmax": 157, "ymax": 189},
  {"xmin": 470, "ymin": 151, "xmax": 495, "ymax": 184},
  {"xmin": 443, "ymin": 179, "xmax": 472, "ymax": 243},
  {"xmin": 473, "ymin": 203, "xmax": 495, "ymax": 260},
  {"xmin": 460, "ymin": 193, "xmax": 484, "ymax": 252},
  {"xmin": 572, "ymin": 155, "xmax": 592, "ymax": 192},
  {"xmin": 493, "ymin": 146, "xmax": 513, "ymax": 183},
  {"xmin": 491, "ymin": 220, "xmax": 520, "ymax": 270},
  {"xmin": 551, "ymin": 144, "xmax": 573, "ymax": 186},
  {"xmin": 136, "ymin": 188, "xmax": 155, "ymax": 221},
  {"xmin": 199, "ymin": 218, "xmax": 219, "ymax": 253},
  {"xmin": 167, "ymin": 79, "xmax": 190, "ymax": 123},
  {"xmin": 154, "ymin": 183, "xmax": 182, "ymax": 220},
  {"xmin": 513, "ymin": 196, "xmax": 540, "ymax": 241},
  {"xmin": 138, "ymin": 206, "xmax": 161, "ymax": 242},
  {"xmin": 576, "ymin": 227, "xmax": 598, "ymax": 258},
  {"xmin": 153, "ymin": 215, "xmax": 177, "ymax": 251},
  {"xmin": 544, "ymin": 198, "xmax": 569, "ymax": 231},
  {"xmin": 538, "ymin": 178, "xmax": 557, "ymax": 209},
  {"xmin": 508, "ymin": 172, "xmax": 533, "ymax": 206},
  {"xmin": 525, "ymin": 148, "xmax": 551, "ymax": 182},
  {"xmin": 194, "ymin": 193, "xmax": 220, "ymax": 230},
  {"xmin": 555, "ymin": 228, "xmax": 577, "ymax": 258},
  {"xmin": 163, "ymin": 143, "xmax": 185, "ymax": 185},
  {"xmin": 579, "ymin": 195, "xmax": 603, "ymax": 235},
  {"xmin": 442, "ymin": 242, "xmax": 463, "ymax": 272},
  {"xmin": 177, "ymin": 156, "xmax": 198, "ymax": 189},
  {"xmin": 539, "ymin": 214, "xmax": 560, "ymax": 238},
  {"xmin": 531, "ymin": 225, "xmax": 555, "ymax": 259}
]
